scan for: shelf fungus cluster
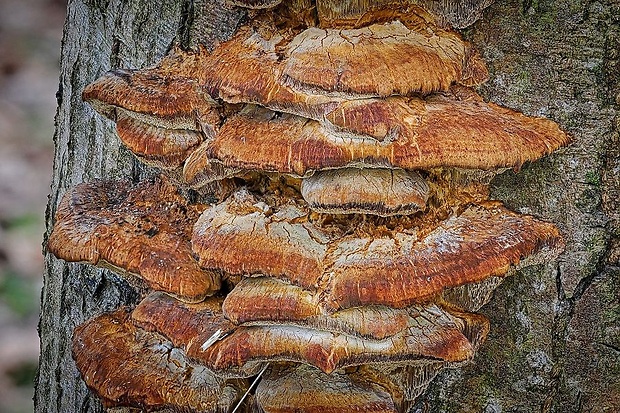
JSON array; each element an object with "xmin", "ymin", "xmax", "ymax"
[{"xmin": 50, "ymin": 1, "xmax": 570, "ymax": 412}]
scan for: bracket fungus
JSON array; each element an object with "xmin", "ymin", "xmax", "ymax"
[
  {"xmin": 47, "ymin": 178, "xmax": 220, "ymax": 302},
  {"xmin": 82, "ymin": 62, "xmax": 221, "ymax": 170},
  {"xmin": 72, "ymin": 309, "xmax": 244, "ymax": 411},
  {"xmin": 128, "ymin": 288, "xmax": 478, "ymax": 377},
  {"xmin": 183, "ymin": 91, "xmax": 568, "ymax": 186},
  {"xmin": 256, "ymin": 364, "xmax": 403, "ymax": 413},
  {"xmin": 279, "ymin": 20, "xmax": 487, "ymax": 97},
  {"xmin": 300, "ymin": 168, "xmax": 427, "ymax": 216},
  {"xmin": 192, "ymin": 190, "xmax": 564, "ymax": 310},
  {"xmin": 48, "ymin": 0, "xmax": 572, "ymax": 411}
]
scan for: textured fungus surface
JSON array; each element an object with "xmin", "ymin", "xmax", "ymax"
[
  {"xmin": 192, "ymin": 190, "xmax": 565, "ymax": 309},
  {"xmin": 72, "ymin": 309, "xmax": 241, "ymax": 411},
  {"xmin": 280, "ymin": 20, "xmax": 486, "ymax": 96},
  {"xmin": 326, "ymin": 202, "xmax": 564, "ymax": 309},
  {"xmin": 255, "ymin": 364, "xmax": 401, "ymax": 413},
  {"xmin": 82, "ymin": 67, "xmax": 220, "ymax": 131},
  {"xmin": 223, "ymin": 276, "xmax": 482, "ymax": 342},
  {"xmin": 115, "ymin": 112, "xmax": 205, "ymax": 169},
  {"xmin": 170, "ymin": 12, "xmax": 485, "ymax": 113},
  {"xmin": 300, "ymin": 168, "xmax": 430, "ymax": 216},
  {"xmin": 59, "ymin": 1, "xmax": 573, "ymax": 410},
  {"xmin": 192, "ymin": 190, "xmax": 328, "ymax": 290},
  {"xmin": 200, "ymin": 319, "xmax": 474, "ymax": 375},
  {"xmin": 82, "ymin": 59, "xmax": 223, "ymax": 170},
  {"xmin": 131, "ymin": 292, "xmax": 236, "ymax": 354},
  {"xmin": 47, "ymin": 178, "xmax": 220, "ymax": 302},
  {"xmin": 185, "ymin": 95, "xmax": 569, "ymax": 182}
]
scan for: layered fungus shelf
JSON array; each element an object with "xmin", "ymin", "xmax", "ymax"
[{"xmin": 49, "ymin": 1, "xmax": 569, "ymax": 412}]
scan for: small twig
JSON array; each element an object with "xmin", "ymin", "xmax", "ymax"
[{"xmin": 231, "ymin": 363, "xmax": 269, "ymax": 413}]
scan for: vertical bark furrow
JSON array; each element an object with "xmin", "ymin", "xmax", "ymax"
[{"xmin": 37, "ymin": 1, "xmax": 184, "ymax": 411}]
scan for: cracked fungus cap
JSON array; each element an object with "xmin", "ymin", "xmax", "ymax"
[
  {"xmin": 222, "ymin": 276, "xmax": 479, "ymax": 342},
  {"xmin": 222, "ymin": 277, "xmax": 413, "ymax": 340},
  {"xmin": 185, "ymin": 93, "xmax": 569, "ymax": 184},
  {"xmin": 82, "ymin": 54, "xmax": 220, "ymax": 131},
  {"xmin": 189, "ymin": 9, "xmax": 486, "ymax": 107},
  {"xmin": 191, "ymin": 189, "xmax": 328, "ymax": 291},
  {"xmin": 314, "ymin": 0, "xmax": 438, "ymax": 28},
  {"xmin": 255, "ymin": 364, "xmax": 401, "ymax": 413},
  {"xmin": 122, "ymin": 275, "xmax": 480, "ymax": 380},
  {"xmin": 82, "ymin": 50, "xmax": 221, "ymax": 169},
  {"xmin": 192, "ymin": 190, "xmax": 565, "ymax": 310},
  {"xmin": 72, "ymin": 308, "xmax": 242, "ymax": 411},
  {"xmin": 47, "ymin": 178, "xmax": 220, "ymax": 302},
  {"xmin": 195, "ymin": 314, "xmax": 474, "ymax": 376},
  {"xmin": 280, "ymin": 20, "xmax": 487, "ymax": 97}
]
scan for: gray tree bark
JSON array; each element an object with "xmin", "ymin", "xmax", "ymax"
[
  {"xmin": 35, "ymin": 0, "xmax": 243, "ymax": 410},
  {"xmin": 36, "ymin": 0, "xmax": 619, "ymax": 412}
]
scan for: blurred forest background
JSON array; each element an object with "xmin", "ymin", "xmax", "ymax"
[{"xmin": 0, "ymin": 0, "xmax": 66, "ymax": 412}]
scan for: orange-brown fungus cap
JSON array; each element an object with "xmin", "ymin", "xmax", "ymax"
[
  {"xmin": 115, "ymin": 112, "xmax": 204, "ymax": 169},
  {"xmin": 325, "ymin": 202, "xmax": 565, "ymax": 310},
  {"xmin": 183, "ymin": 106, "xmax": 327, "ymax": 180},
  {"xmin": 255, "ymin": 365, "xmax": 400, "ymax": 413},
  {"xmin": 192, "ymin": 91, "xmax": 569, "ymax": 180},
  {"xmin": 82, "ymin": 55, "xmax": 220, "ymax": 132},
  {"xmin": 281, "ymin": 20, "xmax": 486, "ymax": 97},
  {"xmin": 324, "ymin": 88, "xmax": 571, "ymax": 165},
  {"xmin": 222, "ymin": 277, "xmax": 411, "ymax": 339},
  {"xmin": 315, "ymin": 0, "xmax": 437, "ymax": 28},
  {"xmin": 192, "ymin": 191, "xmax": 564, "ymax": 310},
  {"xmin": 194, "ymin": 13, "xmax": 485, "ymax": 109},
  {"xmin": 72, "ymin": 309, "xmax": 241, "ymax": 411},
  {"xmin": 378, "ymin": 308, "xmax": 490, "ymax": 401},
  {"xmin": 198, "ymin": 26, "xmax": 341, "ymax": 119},
  {"xmin": 82, "ymin": 50, "xmax": 221, "ymax": 170},
  {"xmin": 131, "ymin": 292, "xmax": 236, "ymax": 355},
  {"xmin": 48, "ymin": 178, "xmax": 220, "ymax": 302},
  {"xmin": 222, "ymin": 277, "xmax": 323, "ymax": 325},
  {"xmin": 192, "ymin": 189, "xmax": 329, "ymax": 289},
  {"xmin": 200, "ymin": 308, "xmax": 474, "ymax": 375},
  {"xmin": 301, "ymin": 168, "xmax": 429, "ymax": 216},
  {"xmin": 223, "ymin": 276, "xmax": 471, "ymax": 341}
]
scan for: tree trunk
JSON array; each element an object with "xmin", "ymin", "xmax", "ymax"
[
  {"xmin": 36, "ymin": 0, "xmax": 619, "ymax": 412},
  {"xmin": 35, "ymin": 1, "xmax": 243, "ymax": 411}
]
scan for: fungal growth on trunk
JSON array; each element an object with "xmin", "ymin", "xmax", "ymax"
[
  {"xmin": 47, "ymin": 178, "xmax": 220, "ymax": 302},
  {"xmin": 72, "ymin": 308, "xmax": 245, "ymax": 411},
  {"xmin": 48, "ymin": 0, "xmax": 570, "ymax": 411}
]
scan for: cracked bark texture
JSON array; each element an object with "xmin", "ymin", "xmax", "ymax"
[{"xmin": 36, "ymin": 0, "xmax": 619, "ymax": 412}]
